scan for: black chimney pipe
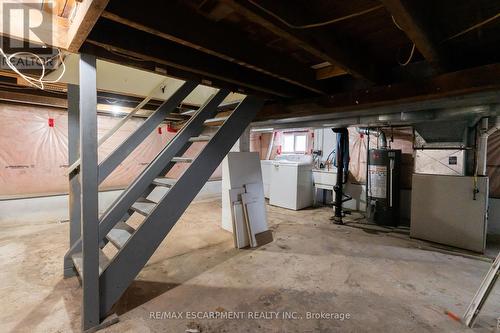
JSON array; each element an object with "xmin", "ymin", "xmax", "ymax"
[{"xmin": 332, "ymin": 128, "xmax": 348, "ymax": 224}]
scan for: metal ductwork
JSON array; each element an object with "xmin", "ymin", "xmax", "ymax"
[
  {"xmin": 251, "ymin": 104, "xmax": 499, "ymax": 131},
  {"xmin": 413, "ymin": 120, "xmax": 469, "ymax": 143},
  {"xmin": 357, "ymin": 127, "xmax": 387, "ymax": 148}
]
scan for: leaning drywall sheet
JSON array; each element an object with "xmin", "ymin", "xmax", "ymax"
[{"xmin": 221, "ymin": 152, "xmax": 267, "ymax": 232}]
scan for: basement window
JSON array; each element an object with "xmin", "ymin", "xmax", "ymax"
[{"xmin": 283, "ymin": 133, "xmax": 307, "ymax": 153}]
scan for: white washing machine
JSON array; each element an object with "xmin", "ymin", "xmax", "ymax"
[{"xmin": 269, "ymin": 155, "xmax": 313, "ymax": 210}]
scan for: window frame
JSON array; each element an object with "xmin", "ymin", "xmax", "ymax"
[{"xmin": 282, "ymin": 132, "xmax": 308, "ymax": 154}]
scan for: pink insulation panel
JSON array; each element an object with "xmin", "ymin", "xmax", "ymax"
[{"xmin": 0, "ymin": 103, "xmax": 221, "ymax": 197}]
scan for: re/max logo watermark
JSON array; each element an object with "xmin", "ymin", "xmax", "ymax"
[{"xmin": 1, "ymin": 2, "xmax": 57, "ymax": 69}]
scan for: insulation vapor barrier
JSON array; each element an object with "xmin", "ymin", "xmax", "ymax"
[
  {"xmin": 250, "ymin": 127, "xmax": 413, "ymax": 186},
  {"xmin": 0, "ymin": 103, "xmax": 221, "ymax": 198},
  {"xmin": 488, "ymin": 131, "xmax": 500, "ymax": 198}
]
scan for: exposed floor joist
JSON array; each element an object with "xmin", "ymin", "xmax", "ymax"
[
  {"xmin": 0, "ymin": 89, "xmax": 67, "ymax": 108},
  {"xmin": 67, "ymin": 0, "xmax": 110, "ymax": 52},
  {"xmin": 101, "ymin": 2, "xmax": 326, "ymax": 94},
  {"xmin": 381, "ymin": 0, "xmax": 445, "ymax": 71},
  {"xmin": 219, "ymin": 0, "xmax": 380, "ymax": 82},
  {"xmin": 87, "ymin": 18, "xmax": 312, "ymax": 99},
  {"xmin": 257, "ymin": 63, "xmax": 500, "ymax": 120},
  {"xmin": 79, "ymin": 42, "xmax": 275, "ymax": 100}
]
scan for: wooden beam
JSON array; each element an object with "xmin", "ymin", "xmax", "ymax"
[
  {"xmin": 315, "ymin": 65, "xmax": 347, "ymax": 80},
  {"xmin": 67, "ymin": 0, "xmax": 110, "ymax": 52},
  {"xmin": 380, "ymin": 0, "xmax": 444, "ymax": 70},
  {"xmin": 0, "ymin": 89, "xmax": 67, "ymax": 108},
  {"xmin": 102, "ymin": 2, "xmax": 326, "ymax": 94},
  {"xmin": 79, "ymin": 42, "xmax": 277, "ymax": 100},
  {"xmin": 257, "ymin": 63, "xmax": 500, "ymax": 120},
  {"xmin": 86, "ymin": 18, "xmax": 312, "ymax": 98},
  {"xmin": 220, "ymin": 0, "xmax": 380, "ymax": 82}
]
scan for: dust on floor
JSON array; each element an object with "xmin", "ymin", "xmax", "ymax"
[{"xmin": 0, "ymin": 199, "xmax": 498, "ymax": 332}]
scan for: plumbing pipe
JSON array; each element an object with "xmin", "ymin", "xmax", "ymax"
[
  {"xmin": 477, "ymin": 117, "xmax": 500, "ymax": 176},
  {"xmin": 357, "ymin": 127, "xmax": 387, "ymax": 149}
]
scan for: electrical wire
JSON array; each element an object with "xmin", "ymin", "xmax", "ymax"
[
  {"xmin": 444, "ymin": 11, "xmax": 500, "ymax": 42},
  {"xmin": 247, "ymin": 0, "xmax": 384, "ymax": 29},
  {"xmin": 0, "ymin": 47, "xmax": 66, "ymax": 90},
  {"xmin": 391, "ymin": 14, "xmax": 404, "ymax": 31},
  {"xmin": 397, "ymin": 43, "xmax": 416, "ymax": 66},
  {"xmin": 391, "ymin": 15, "xmax": 415, "ymax": 66},
  {"xmin": 391, "ymin": 10, "xmax": 500, "ymax": 65}
]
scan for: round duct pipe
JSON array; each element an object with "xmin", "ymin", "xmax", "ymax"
[{"xmin": 357, "ymin": 127, "xmax": 387, "ymax": 148}]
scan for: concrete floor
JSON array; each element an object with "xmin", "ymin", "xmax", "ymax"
[{"xmin": 0, "ymin": 199, "xmax": 499, "ymax": 332}]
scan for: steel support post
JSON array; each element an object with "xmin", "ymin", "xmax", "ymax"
[
  {"xmin": 63, "ymin": 84, "xmax": 82, "ymax": 277},
  {"xmin": 79, "ymin": 54, "xmax": 100, "ymax": 331}
]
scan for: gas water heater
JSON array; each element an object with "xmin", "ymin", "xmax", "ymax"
[{"xmin": 367, "ymin": 149, "xmax": 401, "ymax": 226}]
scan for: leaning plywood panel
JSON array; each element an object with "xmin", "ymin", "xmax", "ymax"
[
  {"xmin": 410, "ymin": 174, "xmax": 489, "ymax": 252},
  {"xmin": 232, "ymin": 201, "xmax": 250, "ymax": 248},
  {"xmin": 241, "ymin": 192, "xmax": 258, "ymax": 247},
  {"xmin": 229, "ymin": 187, "xmax": 246, "ymax": 247}
]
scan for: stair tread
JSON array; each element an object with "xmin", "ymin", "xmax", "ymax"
[
  {"xmin": 188, "ymin": 135, "xmax": 212, "ymax": 142},
  {"xmin": 172, "ymin": 157, "xmax": 193, "ymax": 163},
  {"xmin": 71, "ymin": 249, "xmax": 109, "ymax": 276},
  {"xmin": 180, "ymin": 109, "xmax": 196, "ymax": 116},
  {"xmin": 153, "ymin": 177, "xmax": 176, "ymax": 187},
  {"xmin": 204, "ymin": 116, "xmax": 229, "ymax": 124},
  {"xmin": 131, "ymin": 201, "xmax": 156, "ymax": 216},
  {"xmin": 106, "ymin": 222, "xmax": 135, "ymax": 249}
]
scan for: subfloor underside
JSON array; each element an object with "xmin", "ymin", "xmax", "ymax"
[{"xmin": 0, "ymin": 199, "xmax": 499, "ymax": 332}]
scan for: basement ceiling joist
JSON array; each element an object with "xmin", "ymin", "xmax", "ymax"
[
  {"xmin": 2, "ymin": 0, "xmax": 500, "ymax": 116},
  {"xmin": 257, "ymin": 63, "xmax": 500, "ymax": 121},
  {"xmin": 79, "ymin": 41, "xmax": 280, "ymax": 100},
  {"xmin": 101, "ymin": 1, "xmax": 327, "ymax": 95},
  {"xmin": 380, "ymin": 0, "xmax": 445, "ymax": 71},
  {"xmin": 219, "ymin": 0, "xmax": 381, "ymax": 82},
  {"xmin": 87, "ymin": 18, "xmax": 311, "ymax": 98}
]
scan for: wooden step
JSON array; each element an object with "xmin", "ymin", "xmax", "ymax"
[
  {"xmin": 152, "ymin": 177, "xmax": 176, "ymax": 187},
  {"xmin": 180, "ymin": 109, "xmax": 196, "ymax": 116},
  {"xmin": 172, "ymin": 157, "xmax": 193, "ymax": 163},
  {"xmin": 106, "ymin": 222, "xmax": 135, "ymax": 249},
  {"xmin": 71, "ymin": 249, "xmax": 110, "ymax": 276},
  {"xmin": 131, "ymin": 201, "xmax": 156, "ymax": 216},
  {"xmin": 204, "ymin": 116, "xmax": 229, "ymax": 126},
  {"xmin": 188, "ymin": 135, "xmax": 212, "ymax": 142}
]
